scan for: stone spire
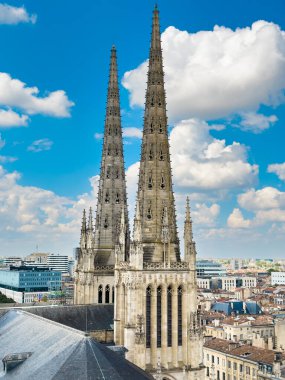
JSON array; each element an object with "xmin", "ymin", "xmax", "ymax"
[
  {"xmin": 94, "ymin": 46, "xmax": 129, "ymax": 264},
  {"xmin": 80, "ymin": 208, "xmax": 87, "ymax": 249},
  {"xmin": 86, "ymin": 207, "xmax": 94, "ymax": 249},
  {"xmin": 135, "ymin": 5, "xmax": 179, "ymax": 262},
  {"xmin": 184, "ymin": 196, "xmax": 196, "ymax": 264}
]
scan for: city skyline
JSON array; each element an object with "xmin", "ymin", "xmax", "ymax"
[{"xmin": 0, "ymin": 0, "xmax": 285, "ymax": 258}]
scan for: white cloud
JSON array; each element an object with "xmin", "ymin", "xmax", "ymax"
[
  {"xmin": 268, "ymin": 162, "xmax": 285, "ymax": 181},
  {"xmin": 192, "ymin": 203, "xmax": 220, "ymax": 225},
  {"xmin": 123, "ymin": 21, "xmax": 285, "ymax": 123},
  {"xmin": 169, "ymin": 119, "xmax": 258, "ymax": 190},
  {"xmin": 0, "ymin": 165, "xmax": 99, "ymax": 254},
  {"xmin": 238, "ymin": 112, "xmax": 278, "ymax": 132},
  {"xmin": 27, "ymin": 138, "xmax": 53, "ymax": 153},
  {"xmin": 123, "ymin": 127, "xmax": 142, "ymax": 138},
  {"xmin": 0, "ymin": 4, "xmax": 36, "ymax": 25},
  {"xmin": 0, "ymin": 108, "xmax": 29, "ymax": 128},
  {"xmin": 238, "ymin": 187, "xmax": 285, "ymax": 211},
  {"xmin": 0, "ymin": 73, "xmax": 74, "ymax": 117},
  {"xmin": 227, "ymin": 208, "xmax": 251, "ymax": 228}
]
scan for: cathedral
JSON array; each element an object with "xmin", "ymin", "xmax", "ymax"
[{"xmin": 75, "ymin": 6, "xmax": 205, "ymax": 380}]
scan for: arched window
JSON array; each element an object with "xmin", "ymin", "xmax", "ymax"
[
  {"xmin": 98, "ymin": 285, "xmax": 103, "ymax": 304},
  {"xmin": 178, "ymin": 286, "xmax": 183, "ymax": 346},
  {"xmin": 146, "ymin": 286, "xmax": 151, "ymax": 348},
  {"xmin": 115, "ymin": 192, "xmax": 120, "ymax": 204},
  {"xmin": 157, "ymin": 286, "xmax": 162, "ymax": 348},
  {"xmin": 105, "ymin": 285, "xmax": 110, "ymax": 304},
  {"xmin": 104, "ymin": 215, "xmax": 109, "ymax": 229},
  {"xmin": 167, "ymin": 286, "xmax": 172, "ymax": 347},
  {"xmin": 112, "ymin": 286, "xmax": 115, "ymax": 303},
  {"xmin": 147, "ymin": 204, "xmax": 152, "ymax": 220}
]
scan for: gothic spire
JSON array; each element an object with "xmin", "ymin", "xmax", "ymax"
[
  {"xmin": 80, "ymin": 208, "xmax": 87, "ymax": 249},
  {"xmin": 94, "ymin": 46, "xmax": 130, "ymax": 264},
  {"xmin": 184, "ymin": 197, "xmax": 196, "ymax": 266},
  {"xmin": 134, "ymin": 5, "xmax": 180, "ymax": 262}
]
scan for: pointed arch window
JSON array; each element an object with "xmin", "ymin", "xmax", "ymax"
[
  {"xmin": 159, "ymin": 144, "xmax": 164, "ymax": 161},
  {"xmin": 98, "ymin": 285, "xmax": 103, "ymax": 304},
  {"xmin": 167, "ymin": 286, "xmax": 172, "ymax": 347},
  {"xmin": 159, "ymin": 123, "xmax": 163, "ymax": 133},
  {"xmin": 112, "ymin": 286, "xmax": 115, "ymax": 303},
  {"xmin": 146, "ymin": 286, "xmax": 151, "ymax": 348},
  {"xmin": 148, "ymin": 172, "xmax": 153, "ymax": 190},
  {"xmin": 107, "ymin": 145, "xmax": 111, "ymax": 155},
  {"xmin": 115, "ymin": 146, "xmax": 119, "ymax": 156},
  {"xmin": 106, "ymin": 167, "xmax": 111, "ymax": 179},
  {"xmin": 157, "ymin": 286, "xmax": 162, "ymax": 348},
  {"xmin": 115, "ymin": 128, "xmax": 118, "ymax": 135},
  {"xmin": 105, "ymin": 285, "xmax": 110, "ymax": 304},
  {"xmin": 160, "ymin": 174, "xmax": 165, "ymax": 190},
  {"xmin": 151, "ymin": 96, "xmax": 154, "ymax": 107},
  {"xmin": 149, "ymin": 145, "xmax": 153, "ymax": 160},
  {"xmin": 115, "ymin": 192, "xmax": 120, "ymax": 204},
  {"xmin": 178, "ymin": 286, "xmax": 183, "ymax": 346},
  {"xmin": 105, "ymin": 190, "xmax": 110, "ymax": 203},
  {"xmin": 158, "ymin": 98, "xmax": 162, "ymax": 107},
  {"xmin": 150, "ymin": 123, "xmax": 154, "ymax": 133},
  {"xmin": 146, "ymin": 203, "xmax": 152, "ymax": 220},
  {"xmin": 104, "ymin": 215, "xmax": 109, "ymax": 229}
]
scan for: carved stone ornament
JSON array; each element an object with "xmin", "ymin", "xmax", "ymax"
[{"xmin": 135, "ymin": 314, "xmax": 145, "ymax": 344}]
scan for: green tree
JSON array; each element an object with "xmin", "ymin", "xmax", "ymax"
[{"xmin": 0, "ymin": 291, "xmax": 15, "ymax": 303}]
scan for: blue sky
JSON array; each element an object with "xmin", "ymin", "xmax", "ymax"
[{"xmin": 0, "ymin": 0, "xmax": 285, "ymax": 258}]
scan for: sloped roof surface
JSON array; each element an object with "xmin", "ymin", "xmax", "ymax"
[
  {"xmin": 0, "ymin": 310, "xmax": 152, "ymax": 380},
  {"xmin": 25, "ymin": 304, "xmax": 114, "ymax": 331}
]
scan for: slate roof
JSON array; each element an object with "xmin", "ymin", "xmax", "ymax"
[
  {"xmin": 0, "ymin": 309, "xmax": 152, "ymax": 380},
  {"xmin": 24, "ymin": 304, "xmax": 114, "ymax": 332}
]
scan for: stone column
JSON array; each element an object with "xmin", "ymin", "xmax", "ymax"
[
  {"xmin": 161, "ymin": 284, "xmax": 168, "ymax": 368},
  {"xmin": 182, "ymin": 282, "xmax": 188, "ymax": 364},
  {"xmin": 172, "ymin": 284, "xmax": 178, "ymax": 367},
  {"xmin": 151, "ymin": 284, "xmax": 157, "ymax": 368}
]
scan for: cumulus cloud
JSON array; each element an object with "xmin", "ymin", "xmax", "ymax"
[
  {"xmin": 227, "ymin": 208, "xmax": 251, "ymax": 228},
  {"xmin": 0, "ymin": 108, "xmax": 29, "ymax": 128},
  {"xmin": 238, "ymin": 187, "xmax": 285, "ymax": 211},
  {"xmin": 123, "ymin": 127, "xmax": 142, "ymax": 138},
  {"xmin": 169, "ymin": 119, "xmax": 258, "ymax": 190},
  {"xmin": 237, "ymin": 112, "xmax": 278, "ymax": 133},
  {"xmin": 268, "ymin": 162, "xmax": 285, "ymax": 181},
  {"xmin": 94, "ymin": 133, "xmax": 103, "ymax": 140},
  {"xmin": 192, "ymin": 203, "xmax": 220, "ymax": 225},
  {"xmin": 123, "ymin": 21, "xmax": 285, "ymax": 123},
  {"xmin": 0, "ymin": 165, "xmax": 99, "ymax": 254},
  {"xmin": 27, "ymin": 138, "xmax": 53, "ymax": 153},
  {"xmin": 230, "ymin": 187, "xmax": 285, "ymax": 227},
  {"xmin": 0, "ymin": 4, "xmax": 36, "ymax": 25},
  {"xmin": 0, "ymin": 73, "xmax": 74, "ymax": 117}
]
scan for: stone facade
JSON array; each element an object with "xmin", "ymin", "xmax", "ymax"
[
  {"xmin": 114, "ymin": 7, "xmax": 205, "ymax": 379},
  {"xmin": 74, "ymin": 46, "xmax": 129, "ymax": 305}
]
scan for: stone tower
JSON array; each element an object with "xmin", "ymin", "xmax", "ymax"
[
  {"xmin": 114, "ymin": 6, "xmax": 205, "ymax": 379},
  {"xmin": 75, "ymin": 46, "xmax": 129, "ymax": 305},
  {"xmin": 137, "ymin": 4, "xmax": 179, "ymax": 263}
]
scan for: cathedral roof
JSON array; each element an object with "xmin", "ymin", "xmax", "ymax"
[{"xmin": 0, "ymin": 309, "xmax": 152, "ymax": 379}]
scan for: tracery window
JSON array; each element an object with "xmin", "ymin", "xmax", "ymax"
[
  {"xmin": 98, "ymin": 285, "xmax": 103, "ymax": 303},
  {"xmin": 167, "ymin": 286, "xmax": 172, "ymax": 346},
  {"xmin": 178, "ymin": 286, "xmax": 183, "ymax": 346},
  {"xmin": 146, "ymin": 286, "xmax": 152, "ymax": 348},
  {"xmin": 157, "ymin": 286, "xmax": 162, "ymax": 348}
]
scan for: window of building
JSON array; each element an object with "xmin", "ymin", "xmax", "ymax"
[
  {"xmin": 167, "ymin": 286, "xmax": 172, "ymax": 347},
  {"xmin": 98, "ymin": 285, "xmax": 103, "ymax": 304},
  {"xmin": 178, "ymin": 286, "xmax": 182, "ymax": 346},
  {"xmin": 105, "ymin": 285, "xmax": 110, "ymax": 304},
  {"xmin": 146, "ymin": 286, "xmax": 151, "ymax": 348},
  {"xmin": 112, "ymin": 286, "xmax": 114, "ymax": 303},
  {"xmin": 157, "ymin": 286, "xmax": 162, "ymax": 348}
]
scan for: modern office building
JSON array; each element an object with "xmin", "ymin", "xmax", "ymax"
[
  {"xmin": 0, "ymin": 265, "xmax": 61, "ymax": 303},
  {"xmin": 197, "ymin": 276, "xmax": 257, "ymax": 290},
  {"xmin": 196, "ymin": 259, "xmax": 227, "ymax": 277},
  {"xmin": 47, "ymin": 254, "xmax": 69, "ymax": 273}
]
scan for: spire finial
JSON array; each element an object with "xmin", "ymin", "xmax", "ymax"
[
  {"xmin": 81, "ymin": 209, "xmax": 87, "ymax": 232},
  {"xmin": 185, "ymin": 196, "xmax": 191, "ymax": 223},
  {"xmin": 87, "ymin": 207, "xmax": 93, "ymax": 231}
]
